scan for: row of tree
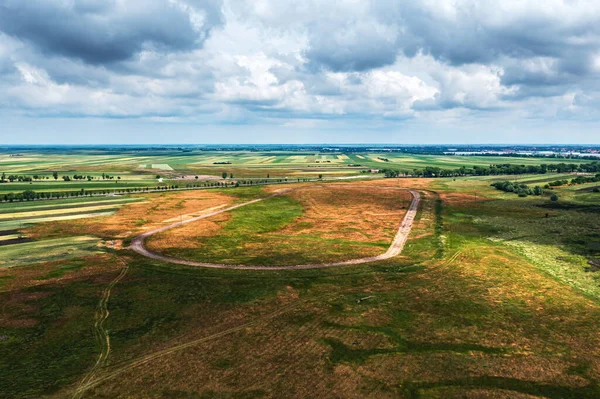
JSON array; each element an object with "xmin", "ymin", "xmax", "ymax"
[
  {"xmin": 0, "ymin": 172, "xmax": 119, "ymax": 183},
  {"xmin": 490, "ymin": 181, "xmax": 545, "ymax": 197},
  {"xmin": 380, "ymin": 161, "xmax": 600, "ymax": 178},
  {"xmin": 0, "ymin": 176, "xmax": 318, "ymax": 203},
  {"xmin": 1, "ymin": 187, "xmax": 153, "ymax": 202},
  {"xmin": 570, "ymin": 173, "xmax": 600, "ymax": 185}
]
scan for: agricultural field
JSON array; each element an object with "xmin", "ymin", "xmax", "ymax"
[
  {"xmin": 1, "ymin": 150, "xmax": 600, "ymax": 398},
  {"xmin": 0, "ymin": 196, "xmax": 144, "ymax": 231},
  {"xmin": 2, "ymin": 148, "xmax": 597, "ymax": 198}
]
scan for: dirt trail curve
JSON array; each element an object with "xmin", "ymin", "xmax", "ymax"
[
  {"xmin": 72, "ymin": 256, "xmax": 129, "ymax": 399},
  {"xmin": 130, "ymin": 187, "xmax": 420, "ymax": 270}
]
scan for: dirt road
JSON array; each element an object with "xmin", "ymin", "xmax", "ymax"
[{"xmin": 130, "ymin": 188, "xmax": 420, "ymax": 270}]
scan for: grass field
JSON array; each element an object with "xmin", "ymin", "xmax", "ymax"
[
  {"xmin": 0, "ymin": 197, "xmax": 144, "ymax": 230},
  {"xmin": 1, "ymin": 150, "xmax": 600, "ymax": 398},
  {"xmin": 148, "ymin": 185, "xmax": 411, "ymax": 266},
  {"xmin": 0, "ymin": 236, "xmax": 103, "ymax": 268}
]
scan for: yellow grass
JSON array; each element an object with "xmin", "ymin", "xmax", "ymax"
[
  {"xmin": 0, "ymin": 203, "xmax": 138, "ymax": 221},
  {"xmin": 28, "ymin": 190, "xmax": 234, "ymax": 240}
]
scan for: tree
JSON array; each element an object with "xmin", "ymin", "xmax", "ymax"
[
  {"xmin": 222, "ymin": 172, "xmax": 228, "ymax": 179},
  {"xmin": 593, "ymin": 187, "xmax": 600, "ymax": 193},
  {"xmin": 267, "ymin": 174, "xmax": 270, "ymax": 178},
  {"xmin": 23, "ymin": 190, "xmax": 36, "ymax": 201},
  {"xmin": 229, "ymin": 173, "xmax": 233, "ymax": 179},
  {"xmin": 550, "ymin": 194, "xmax": 559, "ymax": 202},
  {"xmin": 1, "ymin": 172, "xmax": 5, "ymax": 181},
  {"xmin": 318, "ymin": 174, "xmax": 323, "ymax": 179},
  {"xmin": 53, "ymin": 171, "xmax": 58, "ymax": 180}
]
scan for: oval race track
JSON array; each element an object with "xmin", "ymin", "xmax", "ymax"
[{"xmin": 130, "ymin": 186, "xmax": 421, "ymax": 270}]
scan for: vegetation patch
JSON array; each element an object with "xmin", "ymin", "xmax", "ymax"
[
  {"xmin": 148, "ymin": 185, "xmax": 411, "ymax": 266},
  {"xmin": 0, "ymin": 236, "xmax": 102, "ymax": 268}
]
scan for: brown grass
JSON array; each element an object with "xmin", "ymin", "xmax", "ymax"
[
  {"xmin": 147, "ymin": 212, "xmax": 231, "ymax": 251},
  {"xmin": 147, "ymin": 183, "xmax": 413, "ymax": 263},
  {"xmin": 0, "ymin": 254, "xmax": 123, "ymax": 331},
  {"xmin": 47, "ymin": 180, "xmax": 600, "ymax": 398},
  {"xmin": 27, "ymin": 190, "xmax": 234, "ymax": 240},
  {"xmin": 439, "ymin": 191, "xmax": 487, "ymax": 206},
  {"xmin": 280, "ymin": 185, "xmax": 411, "ymax": 243}
]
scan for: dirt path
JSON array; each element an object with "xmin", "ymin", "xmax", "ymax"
[
  {"xmin": 71, "ymin": 283, "xmax": 378, "ymax": 396},
  {"xmin": 71, "ymin": 297, "xmax": 309, "ymax": 396},
  {"xmin": 72, "ymin": 256, "xmax": 129, "ymax": 399},
  {"xmin": 130, "ymin": 187, "xmax": 420, "ymax": 270}
]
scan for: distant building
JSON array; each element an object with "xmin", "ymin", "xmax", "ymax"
[
  {"xmin": 158, "ymin": 178, "xmax": 163, "ymax": 183},
  {"xmin": 370, "ymin": 169, "xmax": 380, "ymax": 173}
]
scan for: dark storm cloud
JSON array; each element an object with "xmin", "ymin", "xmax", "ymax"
[
  {"xmin": 0, "ymin": 0, "xmax": 222, "ymax": 64},
  {"xmin": 2, "ymin": 0, "xmax": 600, "ymax": 125},
  {"xmin": 303, "ymin": 0, "xmax": 600, "ymax": 93},
  {"xmin": 303, "ymin": 16, "xmax": 399, "ymax": 73}
]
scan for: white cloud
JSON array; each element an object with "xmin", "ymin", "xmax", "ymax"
[{"xmin": 0, "ymin": 0, "xmax": 600, "ymax": 134}]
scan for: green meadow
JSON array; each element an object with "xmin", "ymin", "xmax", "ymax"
[{"xmin": 1, "ymin": 149, "xmax": 600, "ymax": 398}]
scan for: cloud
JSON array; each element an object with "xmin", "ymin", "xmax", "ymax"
[
  {"xmin": 0, "ymin": 0, "xmax": 223, "ymax": 64},
  {"xmin": 1, "ymin": 0, "xmax": 600, "ymax": 133},
  {"xmin": 305, "ymin": 18, "xmax": 398, "ymax": 72}
]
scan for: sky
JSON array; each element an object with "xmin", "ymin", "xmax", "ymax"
[{"xmin": 1, "ymin": 0, "xmax": 600, "ymax": 144}]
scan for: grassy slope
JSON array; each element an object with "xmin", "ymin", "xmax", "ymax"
[
  {"xmin": 1, "ymin": 176, "xmax": 600, "ymax": 398},
  {"xmin": 149, "ymin": 195, "xmax": 393, "ymax": 266}
]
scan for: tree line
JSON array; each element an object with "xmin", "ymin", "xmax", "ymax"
[
  {"xmin": 490, "ymin": 181, "xmax": 545, "ymax": 197},
  {"xmin": 0, "ymin": 172, "xmax": 119, "ymax": 183},
  {"xmin": 380, "ymin": 161, "xmax": 600, "ymax": 178},
  {"xmin": 0, "ymin": 177, "xmax": 315, "ymax": 203}
]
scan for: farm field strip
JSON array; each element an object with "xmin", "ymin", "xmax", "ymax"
[
  {"xmin": 0, "ymin": 234, "xmax": 20, "ymax": 241},
  {"xmin": 0, "ymin": 211, "xmax": 116, "ymax": 230},
  {"xmin": 369, "ymin": 156, "xmax": 386, "ymax": 163},
  {"xmin": 150, "ymin": 164, "xmax": 174, "ymax": 171},
  {"xmin": 0, "ymin": 236, "xmax": 102, "ymax": 268},
  {"xmin": 259, "ymin": 156, "xmax": 277, "ymax": 164},
  {"xmin": 0, "ymin": 203, "xmax": 129, "ymax": 221},
  {"xmin": 0, "ymin": 197, "xmax": 142, "ymax": 213}
]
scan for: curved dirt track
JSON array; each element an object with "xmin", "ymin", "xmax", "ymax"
[{"xmin": 130, "ymin": 186, "xmax": 420, "ymax": 270}]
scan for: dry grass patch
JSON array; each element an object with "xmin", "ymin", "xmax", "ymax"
[
  {"xmin": 27, "ymin": 190, "xmax": 234, "ymax": 240},
  {"xmin": 439, "ymin": 191, "xmax": 487, "ymax": 206},
  {"xmin": 279, "ymin": 185, "xmax": 411, "ymax": 243},
  {"xmin": 147, "ymin": 212, "xmax": 230, "ymax": 251},
  {"xmin": 147, "ymin": 183, "xmax": 413, "ymax": 265}
]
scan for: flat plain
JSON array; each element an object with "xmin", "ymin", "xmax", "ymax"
[{"xmin": 1, "ymin": 149, "xmax": 600, "ymax": 398}]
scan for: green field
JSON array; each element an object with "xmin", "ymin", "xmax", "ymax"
[
  {"xmin": 0, "ymin": 236, "xmax": 103, "ymax": 268},
  {"xmin": 0, "ymin": 196, "xmax": 144, "ymax": 230},
  {"xmin": 1, "ymin": 149, "xmax": 600, "ymax": 398}
]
